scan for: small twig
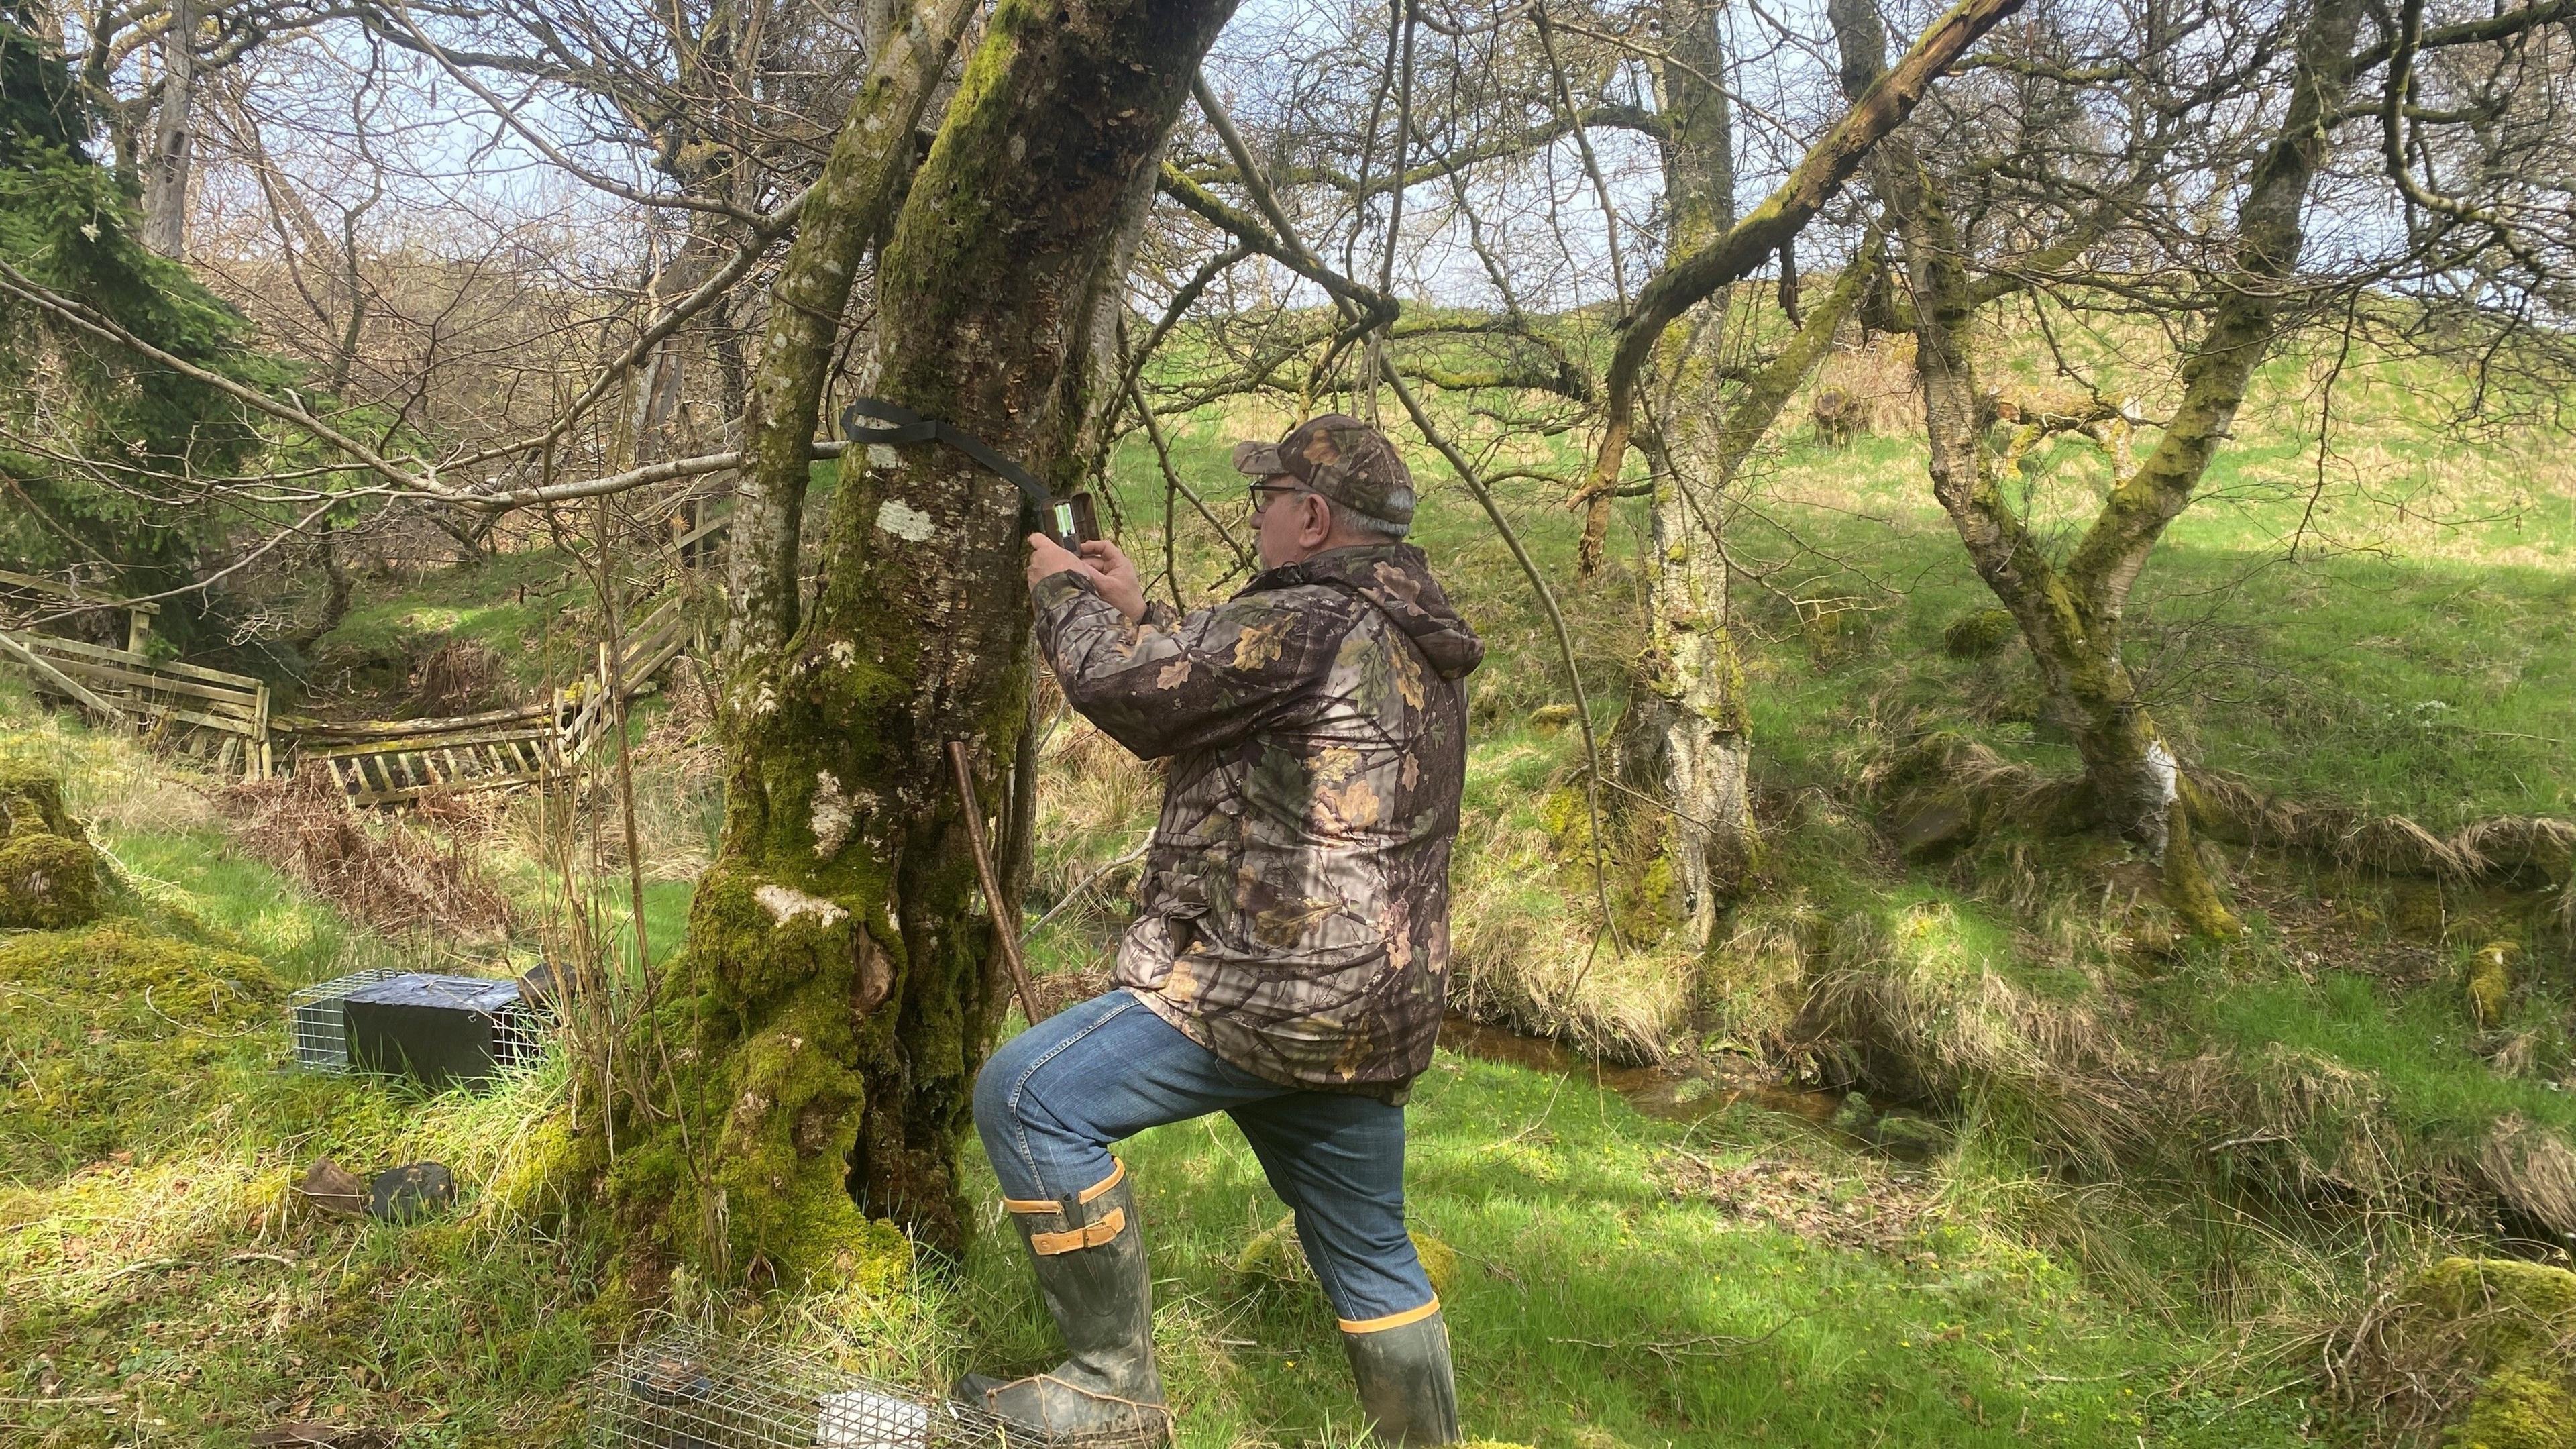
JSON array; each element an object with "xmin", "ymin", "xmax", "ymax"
[
  {"xmin": 1552, "ymin": 1316, "xmax": 1800, "ymax": 1361},
  {"xmin": 951, "ymin": 739, "xmax": 1046, "ymax": 1023},
  {"xmin": 3, "ymin": 1040, "xmax": 47, "ymax": 1107},
  {"xmin": 1021, "ymin": 837, "xmax": 1154, "ymax": 947},
  {"xmin": 1125, "ymin": 374, "xmax": 1254, "ymax": 573}
]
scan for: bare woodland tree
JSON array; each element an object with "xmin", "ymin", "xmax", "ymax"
[{"xmin": 1826, "ymin": 0, "xmax": 2576, "ymax": 934}]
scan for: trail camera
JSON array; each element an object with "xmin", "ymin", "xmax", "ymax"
[
  {"xmin": 1043, "ymin": 492, "xmax": 1100, "ymax": 551},
  {"xmin": 288, "ymin": 970, "xmax": 547, "ymax": 1087},
  {"xmin": 590, "ymin": 1328, "xmax": 1136, "ymax": 1449}
]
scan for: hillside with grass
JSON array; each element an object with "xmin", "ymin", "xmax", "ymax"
[{"xmin": 3, "ymin": 317, "xmax": 2573, "ymax": 1448}]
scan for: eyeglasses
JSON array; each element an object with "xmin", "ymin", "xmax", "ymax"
[{"xmin": 1246, "ymin": 482, "xmax": 1311, "ymax": 517}]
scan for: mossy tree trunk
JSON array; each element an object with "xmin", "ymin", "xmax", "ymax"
[
  {"xmin": 1614, "ymin": 3, "xmax": 1880, "ymax": 945},
  {"xmin": 1833, "ymin": 0, "xmax": 2365, "ymax": 937},
  {"xmin": 612, "ymin": 0, "xmax": 1237, "ymax": 1287},
  {"xmin": 1615, "ymin": 0, "xmax": 1756, "ymax": 947}
]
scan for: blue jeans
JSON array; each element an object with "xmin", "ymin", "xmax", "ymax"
[{"xmin": 972, "ymin": 989, "xmax": 1437, "ymax": 1329}]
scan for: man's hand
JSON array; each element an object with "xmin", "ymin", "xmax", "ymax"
[
  {"xmin": 1026, "ymin": 531, "xmax": 1097, "ymax": 591},
  {"xmin": 1026, "ymin": 533, "xmax": 1147, "ymax": 624},
  {"xmin": 1079, "ymin": 538, "xmax": 1147, "ymax": 623}
]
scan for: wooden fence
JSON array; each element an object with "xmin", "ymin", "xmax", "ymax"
[
  {"xmin": 0, "ymin": 627, "xmax": 274, "ymax": 779},
  {"xmin": 295, "ymin": 570, "xmax": 702, "ymax": 807},
  {"xmin": 0, "ymin": 510, "xmax": 722, "ymax": 804}
]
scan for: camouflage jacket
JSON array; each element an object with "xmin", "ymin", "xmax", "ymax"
[{"xmin": 1032, "ymin": 543, "xmax": 1483, "ymax": 1099}]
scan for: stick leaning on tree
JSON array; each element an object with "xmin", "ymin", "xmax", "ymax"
[{"xmin": 949, "ymin": 738, "xmax": 1047, "ymax": 1023}]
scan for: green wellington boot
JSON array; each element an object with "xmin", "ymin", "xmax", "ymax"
[
  {"xmin": 959, "ymin": 1163, "xmax": 1169, "ymax": 1440},
  {"xmin": 1341, "ymin": 1305, "xmax": 1461, "ymax": 1446}
]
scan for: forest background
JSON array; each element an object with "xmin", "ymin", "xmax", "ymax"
[{"xmin": 3, "ymin": 0, "xmax": 2576, "ymax": 1444}]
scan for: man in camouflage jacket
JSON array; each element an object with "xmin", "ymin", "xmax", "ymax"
[{"xmin": 965, "ymin": 415, "xmax": 1481, "ymax": 1445}]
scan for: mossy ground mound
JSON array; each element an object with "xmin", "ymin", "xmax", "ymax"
[
  {"xmin": 1228, "ymin": 1214, "xmax": 1460, "ymax": 1318},
  {"xmin": 0, "ymin": 763, "xmax": 103, "ymax": 928},
  {"xmin": 1942, "ymin": 607, "xmax": 2019, "ymax": 659},
  {"xmin": 2385, "ymin": 1258, "xmax": 2576, "ymax": 1449}
]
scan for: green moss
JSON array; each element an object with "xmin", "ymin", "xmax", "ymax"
[
  {"xmin": 0, "ymin": 828, "xmax": 101, "ymax": 928},
  {"xmin": 2400, "ymin": 1258, "xmax": 2576, "ymax": 1448},
  {"xmin": 2409, "ymin": 1258, "xmax": 2576, "ymax": 1353},
  {"xmin": 2467, "ymin": 942, "xmax": 2518, "ymax": 1030},
  {"xmin": 0, "ymin": 761, "xmax": 76, "ymax": 833},
  {"xmin": 1623, "ymin": 849, "xmax": 1682, "ymax": 945},
  {"xmin": 0, "ymin": 921, "xmax": 280, "ymax": 1173},
  {"xmin": 1230, "ymin": 1215, "xmax": 1460, "ymax": 1309},
  {"xmin": 479, "ymin": 1110, "xmax": 586, "ymax": 1232},
  {"xmin": 1943, "ymin": 608, "xmax": 2019, "ymax": 659},
  {"xmin": 1801, "ymin": 602, "xmax": 1872, "ymax": 665},
  {"xmin": 0, "ymin": 764, "xmax": 100, "ymax": 928},
  {"xmin": 2455, "ymin": 1362, "xmax": 2576, "ymax": 1449}
]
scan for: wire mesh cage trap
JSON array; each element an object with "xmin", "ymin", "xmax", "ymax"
[
  {"xmin": 286, "ymin": 968, "xmax": 552, "ymax": 1079},
  {"xmin": 590, "ymin": 1328, "xmax": 1156, "ymax": 1449},
  {"xmin": 286, "ymin": 967, "xmax": 405, "ymax": 1071}
]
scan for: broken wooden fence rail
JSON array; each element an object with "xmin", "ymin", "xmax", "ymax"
[
  {"xmin": 297, "ymin": 585, "xmax": 694, "ymax": 808},
  {"xmin": 0, "ymin": 625, "xmax": 273, "ymax": 779}
]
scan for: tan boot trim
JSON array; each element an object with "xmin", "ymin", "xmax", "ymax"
[
  {"xmin": 1337, "ymin": 1296, "xmax": 1440, "ymax": 1334},
  {"xmin": 1077, "ymin": 1157, "xmax": 1127, "ymax": 1204},
  {"xmin": 1000, "ymin": 1157, "xmax": 1124, "ymax": 1215},
  {"xmin": 1028, "ymin": 1205, "xmax": 1126, "ymax": 1255}
]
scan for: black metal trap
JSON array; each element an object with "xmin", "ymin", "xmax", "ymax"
[{"xmin": 286, "ymin": 970, "xmax": 549, "ymax": 1087}]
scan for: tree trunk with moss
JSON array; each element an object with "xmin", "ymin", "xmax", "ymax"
[
  {"xmin": 1831, "ymin": 0, "xmax": 2364, "ymax": 937},
  {"xmin": 607, "ymin": 0, "xmax": 1237, "ymax": 1287},
  {"xmin": 1613, "ymin": 2, "xmax": 1873, "ymax": 945}
]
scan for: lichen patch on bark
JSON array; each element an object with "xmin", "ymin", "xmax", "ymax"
[
  {"xmin": 811, "ymin": 771, "xmax": 857, "ymax": 859},
  {"xmin": 875, "ymin": 498, "xmax": 936, "ymax": 541},
  {"xmin": 754, "ymin": 883, "xmax": 851, "ymax": 928}
]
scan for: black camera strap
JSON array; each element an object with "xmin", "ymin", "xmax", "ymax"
[{"xmin": 839, "ymin": 398, "xmax": 1059, "ymax": 511}]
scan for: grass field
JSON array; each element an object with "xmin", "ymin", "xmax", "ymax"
[{"xmin": 0, "ymin": 694, "xmax": 2332, "ymax": 1448}]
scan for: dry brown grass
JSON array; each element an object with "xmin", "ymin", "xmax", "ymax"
[
  {"xmin": 2196, "ymin": 772, "xmax": 2576, "ymax": 910},
  {"xmin": 1446, "ymin": 803, "xmax": 1695, "ymax": 1065},
  {"xmin": 1785, "ymin": 900, "xmax": 2154, "ymax": 1175},
  {"xmin": 1657, "ymin": 1148, "xmax": 1945, "ymax": 1256},
  {"xmin": 414, "ymin": 639, "xmax": 509, "ymax": 715},
  {"xmin": 1812, "ymin": 341, "xmax": 1925, "ymax": 441},
  {"xmin": 2482, "ymin": 1114, "xmax": 2576, "ymax": 1240},
  {"xmin": 225, "ymin": 770, "xmax": 515, "ymax": 942},
  {"xmin": 1867, "ymin": 734, "xmax": 2572, "ymax": 919},
  {"xmin": 1028, "ymin": 708, "xmax": 1161, "ymax": 918},
  {"xmin": 2317, "ymin": 1256, "xmax": 2576, "ymax": 1444}
]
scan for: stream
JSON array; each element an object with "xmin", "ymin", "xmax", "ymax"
[{"xmin": 1436, "ymin": 1015, "xmax": 1947, "ymax": 1156}]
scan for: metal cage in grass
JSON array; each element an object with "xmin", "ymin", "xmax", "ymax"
[
  {"xmin": 588, "ymin": 1328, "xmax": 1159, "ymax": 1449},
  {"xmin": 286, "ymin": 968, "xmax": 552, "ymax": 1079},
  {"xmin": 285, "ymin": 967, "xmax": 406, "ymax": 1071}
]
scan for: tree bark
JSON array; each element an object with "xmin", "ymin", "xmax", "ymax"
[
  {"xmin": 140, "ymin": 0, "xmax": 195, "ymax": 257},
  {"xmin": 604, "ymin": 0, "xmax": 973, "ymax": 1287},
  {"xmin": 1607, "ymin": 3, "xmax": 1883, "ymax": 945},
  {"xmin": 614, "ymin": 0, "xmax": 1238, "ymax": 1287},
  {"xmin": 1627, "ymin": 245, "xmax": 1878, "ymax": 943},
  {"xmin": 1611, "ymin": 0, "xmax": 1754, "ymax": 945},
  {"xmin": 1582, "ymin": 0, "xmax": 2024, "ymax": 498}
]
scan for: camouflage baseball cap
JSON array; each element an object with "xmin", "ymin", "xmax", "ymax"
[{"xmin": 1230, "ymin": 414, "xmax": 1415, "ymax": 527}]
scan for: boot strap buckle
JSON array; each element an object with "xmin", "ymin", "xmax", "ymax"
[{"xmin": 1028, "ymin": 1205, "xmax": 1126, "ymax": 1255}]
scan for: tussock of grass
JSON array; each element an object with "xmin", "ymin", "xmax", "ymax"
[{"xmin": 225, "ymin": 771, "xmax": 515, "ymax": 943}]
